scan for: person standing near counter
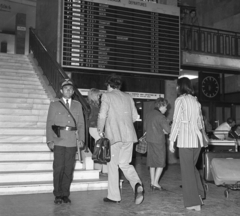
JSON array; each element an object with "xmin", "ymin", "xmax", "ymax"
[
  {"xmin": 213, "ymin": 118, "xmax": 236, "ymax": 140},
  {"xmin": 169, "ymin": 77, "xmax": 205, "ymax": 212},
  {"xmin": 144, "ymin": 97, "xmax": 171, "ymax": 191}
]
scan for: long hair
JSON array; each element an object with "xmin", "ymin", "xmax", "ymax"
[
  {"xmin": 87, "ymin": 88, "xmax": 101, "ymax": 107},
  {"xmin": 177, "ymin": 77, "xmax": 194, "ymax": 96}
]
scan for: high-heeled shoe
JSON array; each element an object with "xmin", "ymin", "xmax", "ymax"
[
  {"xmin": 151, "ymin": 185, "xmax": 165, "ymax": 191},
  {"xmin": 150, "ymin": 184, "xmax": 154, "ymax": 190},
  {"xmin": 186, "ymin": 205, "xmax": 201, "ymax": 211}
]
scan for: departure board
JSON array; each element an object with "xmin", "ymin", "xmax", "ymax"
[{"xmin": 62, "ymin": 0, "xmax": 180, "ymax": 76}]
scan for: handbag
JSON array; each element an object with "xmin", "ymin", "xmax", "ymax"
[
  {"xmin": 92, "ymin": 137, "xmax": 111, "ymax": 164},
  {"xmin": 136, "ymin": 133, "xmax": 147, "ymax": 154}
]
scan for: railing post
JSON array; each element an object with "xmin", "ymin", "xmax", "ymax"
[{"xmin": 235, "ymin": 34, "xmax": 239, "ymax": 57}]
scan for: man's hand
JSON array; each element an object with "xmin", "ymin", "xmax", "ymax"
[
  {"xmin": 47, "ymin": 141, "xmax": 54, "ymax": 151},
  {"xmin": 99, "ymin": 132, "xmax": 104, "ymax": 138},
  {"xmin": 169, "ymin": 141, "xmax": 175, "ymax": 153},
  {"xmin": 77, "ymin": 140, "xmax": 85, "ymax": 149}
]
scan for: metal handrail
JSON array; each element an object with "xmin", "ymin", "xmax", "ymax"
[
  {"xmin": 181, "ymin": 24, "xmax": 240, "ymax": 57},
  {"xmin": 29, "ymin": 27, "xmax": 91, "ymax": 152}
]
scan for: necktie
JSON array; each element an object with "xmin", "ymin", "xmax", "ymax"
[{"xmin": 66, "ymin": 99, "xmax": 70, "ymax": 109}]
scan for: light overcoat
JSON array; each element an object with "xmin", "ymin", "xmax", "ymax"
[{"xmin": 97, "ymin": 89, "xmax": 138, "ymax": 144}]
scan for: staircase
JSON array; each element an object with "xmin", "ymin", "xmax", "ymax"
[{"xmin": 0, "ymin": 53, "xmax": 107, "ymax": 195}]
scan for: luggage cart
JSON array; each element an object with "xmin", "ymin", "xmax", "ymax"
[
  {"xmin": 202, "ymin": 139, "xmax": 240, "ymax": 194},
  {"xmin": 211, "ymin": 158, "xmax": 240, "ymax": 198}
]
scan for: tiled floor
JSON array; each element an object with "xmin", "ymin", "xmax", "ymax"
[{"xmin": 0, "ymin": 155, "xmax": 240, "ymax": 216}]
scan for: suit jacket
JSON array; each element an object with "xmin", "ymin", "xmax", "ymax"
[
  {"xmin": 169, "ymin": 94, "xmax": 204, "ymax": 148},
  {"xmin": 97, "ymin": 89, "xmax": 138, "ymax": 144},
  {"xmin": 144, "ymin": 109, "xmax": 171, "ymax": 144},
  {"xmin": 46, "ymin": 98, "xmax": 85, "ymax": 147}
]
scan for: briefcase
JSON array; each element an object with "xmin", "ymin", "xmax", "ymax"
[{"xmin": 92, "ymin": 137, "xmax": 111, "ymax": 164}]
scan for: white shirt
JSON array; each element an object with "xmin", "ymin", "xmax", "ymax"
[
  {"xmin": 214, "ymin": 122, "xmax": 231, "ymax": 140},
  {"xmin": 62, "ymin": 98, "xmax": 72, "ymax": 109}
]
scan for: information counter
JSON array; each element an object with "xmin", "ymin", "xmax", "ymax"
[{"xmin": 208, "ymin": 139, "xmax": 239, "ymax": 152}]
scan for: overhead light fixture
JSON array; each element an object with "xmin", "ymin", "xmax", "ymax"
[{"xmin": 178, "ymin": 75, "xmax": 198, "ymax": 80}]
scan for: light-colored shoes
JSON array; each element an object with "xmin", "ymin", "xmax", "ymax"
[{"xmin": 186, "ymin": 205, "xmax": 201, "ymax": 211}]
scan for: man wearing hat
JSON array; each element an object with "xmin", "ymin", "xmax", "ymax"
[{"xmin": 46, "ymin": 79, "xmax": 85, "ymax": 204}]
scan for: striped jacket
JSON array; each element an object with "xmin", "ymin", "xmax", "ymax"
[{"xmin": 169, "ymin": 94, "xmax": 204, "ymax": 148}]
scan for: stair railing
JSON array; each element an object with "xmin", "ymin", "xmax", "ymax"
[{"xmin": 29, "ymin": 27, "xmax": 91, "ymax": 152}]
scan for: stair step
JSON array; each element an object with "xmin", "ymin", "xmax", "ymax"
[
  {"xmin": 0, "ymin": 160, "xmax": 84, "ymax": 172},
  {"xmin": 0, "ymin": 151, "xmax": 52, "ymax": 161},
  {"xmin": 0, "ymin": 109, "xmax": 48, "ymax": 115},
  {"xmin": 0, "ymin": 74, "xmax": 40, "ymax": 82},
  {"xmin": 0, "ymin": 102, "xmax": 49, "ymax": 110},
  {"xmin": 0, "ymin": 177, "xmax": 109, "ymax": 195},
  {"xmin": 0, "ymin": 92, "xmax": 49, "ymax": 99},
  {"xmin": 0, "ymin": 143, "xmax": 48, "ymax": 151},
  {"xmin": 0, "ymin": 57, "xmax": 31, "ymax": 63},
  {"xmin": 0, "ymin": 115, "xmax": 47, "ymax": 122},
  {"xmin": 0, "ymin": 79, "xmax": 43, "ymax": 86},
  {"xmin": 0, "ymin": 87, "xmax": 46, "ymax": 95},
  {"xmin": 0, "ymin": 128, "xmax": 45, "ymax": 135},
  {"xmin": 0, "ymin": 97, "xmax": 51, "ymax": 104},
  {"xmin": 0, "ymin": 82, "xmax": 44, "ymax": 90},
  {"xmin": 0, "ymin": 61, "xmax": 34, "ymax": 68},
  {"xmin": 0, "ymin": 70, "xmax": 38, "ymax": 77},
  {"xmin": 0, "ymin": 121, "xmax": 46, "ymax": 128},
  {"xmin": 0, "ymin": 53, "xmax": 28, "ymax": 60},
  {"xmin": 0, "ymin": 135, "xmax": 46, "ymax": 143},
  {"xmin": 0, "ymin": 169, "xmax": 100, "ymax": 183},
  {"xmin": 0, "ymin": 64, "xmax": 34, "ymax": 70},
  {"xmin": 0, "ymin": 68, "xmax": 35, "ymax": 74}
]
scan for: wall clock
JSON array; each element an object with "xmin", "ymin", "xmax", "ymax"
[{"xmin": 199, "ymin": 72, "xmax": 220, "ymax": 100}]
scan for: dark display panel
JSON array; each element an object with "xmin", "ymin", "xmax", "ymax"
[{"xmin": 62, "ymin": 0, "xmax": 179, "ymax": 76}]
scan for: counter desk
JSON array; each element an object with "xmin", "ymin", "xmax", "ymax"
[{"xmin": 208, "ymin": 139, "xmax": 239, "ymax": 152}]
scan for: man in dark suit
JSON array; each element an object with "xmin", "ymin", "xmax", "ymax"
[{"xmin": 46, "ymin": 79, "xmax": 85, "ymax": 204}]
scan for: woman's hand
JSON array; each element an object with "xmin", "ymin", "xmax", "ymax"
[{"xmin": 169, "ymin": 141, "xmax": 175, "ymax": 153}]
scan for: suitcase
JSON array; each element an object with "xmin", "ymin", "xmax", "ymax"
[
  {"xmin": 203, "ymin": 152, "xmax": 240, "ymax": 182},
  {"xmin": 211, "ymin": 158, "xmax": 240, "ymax": 185},
  {"xmin": 210, "ymin": 158, "xmax": 240, "ymax": 198}
]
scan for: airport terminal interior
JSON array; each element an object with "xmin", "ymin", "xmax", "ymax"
[{"xmin": 0, "ymin": 0, "xmax": 240, "ymax": 215}]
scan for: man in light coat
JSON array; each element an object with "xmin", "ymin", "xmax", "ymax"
[{"xmin": 97, "ymin": 74, "xmax": 144, "ymax": 204}]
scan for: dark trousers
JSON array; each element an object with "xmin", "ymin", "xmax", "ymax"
[
  {"xmin": 179, "ymin": 145, "xmax": 205, "ymax": 207},
  {"xmin": 53, "ymin": 146, "xmax": 77, "ymax": 197}
]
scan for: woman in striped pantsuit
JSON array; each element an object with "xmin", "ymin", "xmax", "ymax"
[{"xmin": 169, "ymin": 77, "xmax": 205, "ymax": 212}]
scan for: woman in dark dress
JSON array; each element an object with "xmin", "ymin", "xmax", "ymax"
[{"xmin": 144, "ymin": 98, "xmax": 171, "ymax": 190}]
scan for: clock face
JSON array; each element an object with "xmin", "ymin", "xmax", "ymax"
[{"xmin": 201, "ymin": 76, "xmax": 219, "ymax": 98}]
